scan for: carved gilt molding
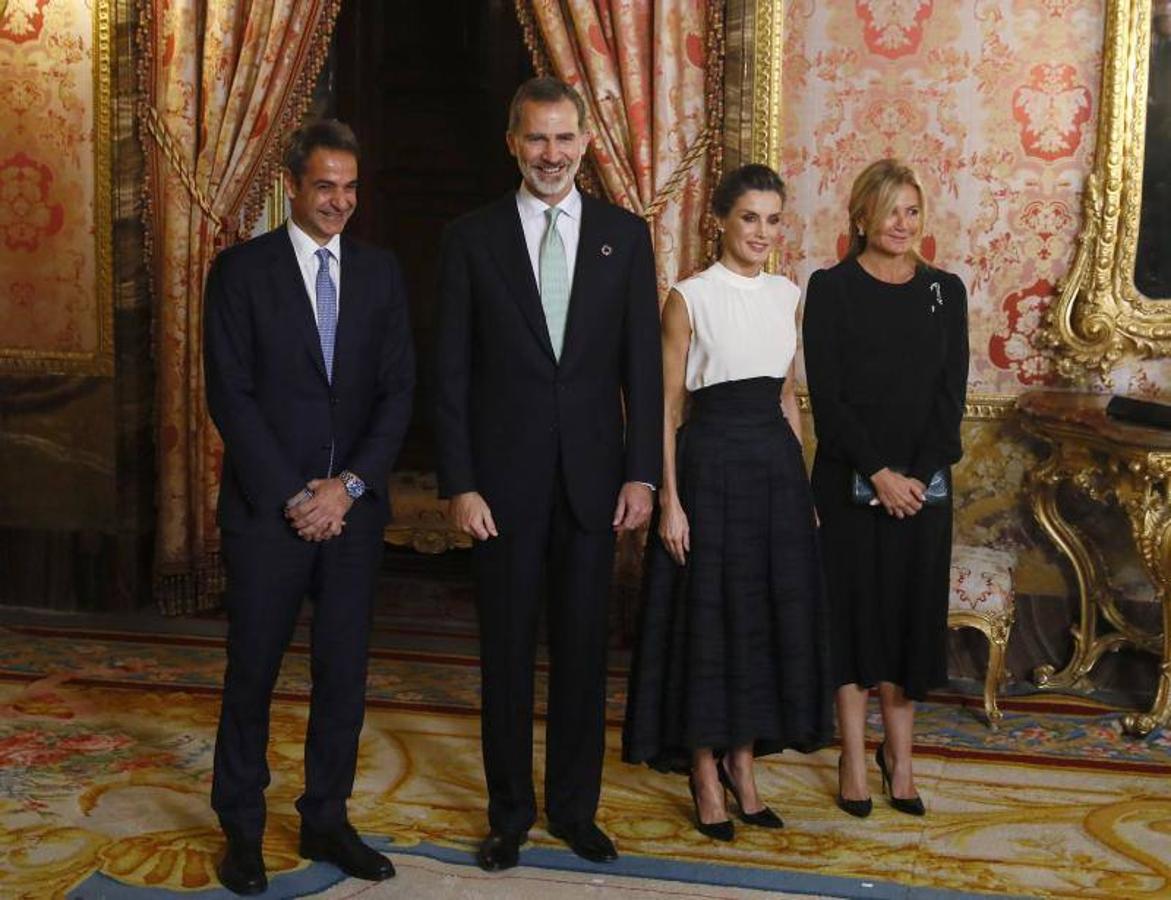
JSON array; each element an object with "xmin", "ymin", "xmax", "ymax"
[{"xmin": 1044, "ymin": 0, "xmax": 1171, "ymax": 376}]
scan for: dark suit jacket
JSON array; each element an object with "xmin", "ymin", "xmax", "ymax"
[
  {"xmin": 434, "ymin": 191, "xmax": 662, "ymax": 533},
  {"xmin": 204, "ymin": 227, "xmax": 415, "ymax": 535}
]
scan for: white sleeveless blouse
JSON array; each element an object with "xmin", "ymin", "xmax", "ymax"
[{"xmin": 674, "ymin": 261, "xmax": 800, "ymax": 392}]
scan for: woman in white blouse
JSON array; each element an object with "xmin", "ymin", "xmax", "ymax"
[{"xmin": 622, "ymin": 165, "xmax": 833, "ymax": 841}]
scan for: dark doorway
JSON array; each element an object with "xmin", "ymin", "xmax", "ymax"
[{"xmin": 332, "ymin": 0, "xmax": 534, "ymax": 470}]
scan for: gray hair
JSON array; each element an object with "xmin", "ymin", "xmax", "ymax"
[{"xmin": 507, "ymin": 77, "xmax": 587, "ymax": 133}]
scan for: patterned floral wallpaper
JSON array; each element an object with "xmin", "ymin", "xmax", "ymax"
[
  {"xmin": 0, "ymin": 0, "xmax": 100, "ymax": 359},
  {"xmin": 780, "ymin": 0, "xmax": 1106, "ymax": 396}
]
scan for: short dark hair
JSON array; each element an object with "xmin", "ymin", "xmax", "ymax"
[
  {"xmin": 711, "ymin": 164, "xmax": 786, "ymax": 217},
  {"xmin": 283, "ymin": 119, "xmax": 360, "ymax": 181},
  {"xmin": 508, "ymin": 77, "xmax": 587, "ymax": 133}
]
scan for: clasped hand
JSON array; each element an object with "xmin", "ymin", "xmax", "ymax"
[
  {"xmin": 869, "ymin": 468, "xmax": 926, "ymax": 519},
  {"xmin": 286, "ymin": 478, "xmax": 353, "ymax": 541}
]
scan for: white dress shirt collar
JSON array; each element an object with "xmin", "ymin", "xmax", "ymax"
[
  {"xmin": 516, "ymin": 182, "xmax": 582, "ymax": 223},
  {"xmin": 286, "ymin": 219, "xmax": 342, "ymax": 322},
  {"xmin": 287, "ymin": 218, "xmax": 342, "ymax": 262}
]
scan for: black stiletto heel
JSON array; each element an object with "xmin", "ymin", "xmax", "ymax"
[
  {"xmin": 876, "ymin": 741, "xmax": 925, "ymax": 816},
  {"xmin": 717, "ymin": 758, "xmax": 783, "ymax": 828},
  {"xmin": 688, "ymin": 773, "xmax": 734, "ymax": 841},
  {"xmin": 835, "ymin": 756, "xmax": 872, "ymax": 818}
]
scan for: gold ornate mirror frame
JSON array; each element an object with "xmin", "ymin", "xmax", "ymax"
[{"xmin": 1045, "ymin": 0, "xmax": 1167, "ymax": 377}]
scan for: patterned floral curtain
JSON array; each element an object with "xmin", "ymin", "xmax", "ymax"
[
  {"xmin": 514, "ymin": 0, "xmax": 723, "ymax": 297},
  {"xmin": 141, "ymin": 1, "xmax": 342, "ymax": 613}
]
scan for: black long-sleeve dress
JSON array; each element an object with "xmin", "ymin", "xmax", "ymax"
[{"xmin": 802, "ymin": 257, "xmax": 968, "ymax": 700}]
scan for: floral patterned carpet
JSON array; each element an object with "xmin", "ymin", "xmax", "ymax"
[{"xmin": 2, "ymin": 581, "xmax": 1170, "ymax": 899}]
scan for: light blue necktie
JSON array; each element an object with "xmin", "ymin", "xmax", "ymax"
[
  {"xmin": 315, "ymin": 247, "xmax": 337, "ymax": 381},
  {"xmin": 539, "ymin": 207, "xmax": 570, "ymax": 360}
]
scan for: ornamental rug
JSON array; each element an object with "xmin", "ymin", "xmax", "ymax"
[{"xmin": 1, "ymin": 618, "xmax": 1170, "ymax": 899}]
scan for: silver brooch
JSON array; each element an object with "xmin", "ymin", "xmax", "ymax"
[
  {"xmin": 930, "ymin": 281, "xmax": 943, "ymax": 312},
  {"xmin": 601, "ymin": 244, "xmax": 612, "ymax": 256}
]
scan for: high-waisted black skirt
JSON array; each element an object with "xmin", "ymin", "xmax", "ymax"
[{"xmin": 622, "ymin": 377, "xmax": 834, "ymax": 771}]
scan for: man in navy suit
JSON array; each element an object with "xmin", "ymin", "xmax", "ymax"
[
  {"xmin": 435, "ymin": 77, "xmax": 663, "ymax": 871},
  {"xmin": 204, "ymin": 120, "xmax": 414, "ymax": 895}
]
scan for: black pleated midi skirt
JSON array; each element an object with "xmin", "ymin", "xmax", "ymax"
[{"xmin": 622, "ymin": 377, "xmax": 834, "ymax": 772}]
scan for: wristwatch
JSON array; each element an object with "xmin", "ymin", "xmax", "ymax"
[{"xmin": 338, "ymin": 470, "xmax": 366, "ymax": 501}]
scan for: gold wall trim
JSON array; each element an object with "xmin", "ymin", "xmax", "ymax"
[
  {"xmin": 721, "ymin": 1, "xmax": 749, "ymax": 172},
  {"xmin": 0, "ymin": 0, "xmax": 114, "ymax": 376},
  {"xmin": 797, "ymin": 391, "xmax": 1016, "ymax": 420},
  {"xmin": 1043, "ymin": 0, "xmax": 1167, "ymax": 376},
  {"xmin": 723, "ymin": 0, "xmax": 783, "ymax": 171},
  {"xmin": 964, "ymin": 394, "xmax": 1018, "ymax": 420},
  {"xmin": 750, "ymin": 0, "xmax": 783, "ymax": 171},
  {"xmin": 267, "ymin": 175, "xmax": 285, "ymax": 233}
]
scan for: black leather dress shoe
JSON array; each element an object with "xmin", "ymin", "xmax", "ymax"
[
  {"xmin": 217, "ymin": 835, "xmax": 266, "ymax": 896},
  {"xmin": 476, "ymin": 831, "xmax": 526, "ymax": 871},
  {"xmin": 548, "ymin": 820, "xmax": 618, "ymax": 863},
  {"xmin": 299, "ymin": 823, "xmax": 394, "ymax": 881}
]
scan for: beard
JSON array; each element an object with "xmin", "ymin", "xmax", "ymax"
[{"xmin": 519, "ymin": 156, "xmax": 582, "ymax": 201}]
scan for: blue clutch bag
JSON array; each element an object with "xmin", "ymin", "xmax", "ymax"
[{"xmin": 851, "ymin": 467, "xmax": 950, "ymax": 507}]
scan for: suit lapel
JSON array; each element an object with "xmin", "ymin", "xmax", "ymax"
[
  {"xmin": 560, "ymin": 194, "xmax": 603, "ymax": 366},
  {"xmin": 487, "ymin": 193, "xmax": 556, "ymax": 362},
  {"xmin": 333, "ymin": 236, "xmax": 367, "ymax": 389},
  {"xmin": 269, "ymin": 229, "xmax": 329, "ymax": 383}
]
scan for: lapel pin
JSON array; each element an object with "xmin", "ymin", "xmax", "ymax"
[{"xmin": 601, "ymin": 244, "xmax": 613, "ymax": 256}]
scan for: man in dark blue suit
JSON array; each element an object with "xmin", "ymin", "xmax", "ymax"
[
  {"xmin": 204, "ymin": 120, "xmax": 414, "ymax": 895},
  {"xmin": 435, "ymin": 78, "xmax": 663, "ymax": 871}
]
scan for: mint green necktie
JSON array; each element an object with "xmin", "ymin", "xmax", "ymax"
[{"xmin": 539, "ymin": 206, "xmax": 570, "ymax": 360}]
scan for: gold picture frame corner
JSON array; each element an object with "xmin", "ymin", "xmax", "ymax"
[{"xmin": 1044, "ymin": 0, "xmax": 1171, "ymax": 376}]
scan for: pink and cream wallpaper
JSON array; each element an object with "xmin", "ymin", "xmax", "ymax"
[
  {"xmin": 780, "ymin": 0, "xmax": 1107, "ymax": 395},
  {"xmin": 0, "ymin": 0, "xmax": 105, "ymax": 369},
  {"xmin": 775, "ymin": 1, "xmax": 1159, "ymax": 595}
]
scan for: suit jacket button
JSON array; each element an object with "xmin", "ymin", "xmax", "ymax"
[{"xmin": 330, "ymin": 396, "xmax": 339, "ymax": 406}]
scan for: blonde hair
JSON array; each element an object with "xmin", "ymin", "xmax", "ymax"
[{"xmin": 846, "ymin": 158, "xmax": 927, "ymax": 262}]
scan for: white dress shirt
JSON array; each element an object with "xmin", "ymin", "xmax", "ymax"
[
  {"xmin": 287, "ymin": 218, "xmax": 342, "ymax": 324},
  {"xmin": 516, "ymin": 183, "xmax": 581, "ymax": 290}
]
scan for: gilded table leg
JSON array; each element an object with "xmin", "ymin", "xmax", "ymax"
[
  {"xmin": 984, "ymin": 613, "xmax": 1013, "ymax": 731},
  {"xmin": 1026, "ymin": 454, "xmax": 1117, "ymax": 690},
  {"xmin": 1118, "ymin": 478, "xmax": 1171, "ymax": 737}
]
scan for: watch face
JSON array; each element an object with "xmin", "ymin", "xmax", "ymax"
[{"xmin": 342, "ymin": 473, "xmax": 364, "ymax": 499}]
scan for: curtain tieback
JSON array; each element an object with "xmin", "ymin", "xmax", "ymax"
[
  {"xmin": 644, "ymin": 126, "xmax": 713, "ymax": 223},
  {"xmin": 142, "ymin": 104, "xmax": 225, "ymax": 231}
]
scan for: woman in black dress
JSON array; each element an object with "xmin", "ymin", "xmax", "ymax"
[
  {"xmin": 803, "ymin": 159, "xmax": 968, "ymax": 817},
  {"xmin": 623, "ymin": 165, "xmax": 833, "ymax": 841}
]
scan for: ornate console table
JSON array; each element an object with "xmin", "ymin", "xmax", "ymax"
[
  {"xmin": 383, "ymin": 471, "xmax": 471, "ymax": 555},
  {"xmin": 1017, "ymin": 391, "xmax": 1171, "ymax": 736}
]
